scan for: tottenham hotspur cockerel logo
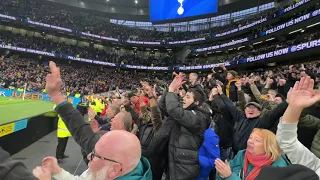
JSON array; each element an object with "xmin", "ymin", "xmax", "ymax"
[{"xmin": 177, "ymin": 0, "xmax": 184, "ymax": 15}]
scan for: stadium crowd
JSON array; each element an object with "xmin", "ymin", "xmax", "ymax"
[
  {"xmin": 1, "ymin": 53, "xmax": 320, "ymax": 94},
  {"xmin": 0, "ymin": 54, "xmax": 172, "ymax": 95},
  {"xmin": 0, "ymin": 0, "xmax": 300, "ymax": 42},
  {"xmin": 0, "ymin": 30, "xmax": 180, "ymax": 66},
  {"xmin": 2, "ymin": 0, "xmax": 320, "ymax": 180},
  {"xmin": 1, "ymin": 28, "xmax": 320, "ymax": 66},
  {"xmin": 2, "ymin": 57, "xmax": 320, "ymax": 180}
]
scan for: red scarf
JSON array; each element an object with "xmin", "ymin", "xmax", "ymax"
[{"xmin": 243, "ymin": 151, "xmax": 274, "ymax": 180}]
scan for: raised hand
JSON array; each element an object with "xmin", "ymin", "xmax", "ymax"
[
  {"xmin": 46, "ymin": 61, "xmax": 62, "ymax": 97},
  {"xmin": 90, "ymin": 120, "xmax": 101, "ymax": 133},
  {"xmin": 215, "ymin": 159, "xmax": 232, "ymax": 178},
  {"xmin": 248, "ymin": 78, "xmax": 255, "ymax": 85},
  {"xmin": 120, "ymin": 95, "xmax": 130, "ymax": 105},
  {"xmin": 211, "ymin": 67, "xmax": 216, "ymax": 74},
  {"xmin": 88, "ymin": 108, "xmax": 96, "ymax": 120},
  {"xmin": 266, "ymin": 78, "xmax": 274, "ymax": 85},
  {"xmin": 289, "ymin": 65, "xmax": 294, "ymax": 70},
  {"xmin": 279, "ymin": 79, "xmax": 286, "ymax": 86},
  {"xmin": 209, "ymin": 88, "xmax": 218, "ymax": 101},
  {"xmin": 41, "ymin": 156, "xmax": 61, "ymax": 175},
  {"xmin": 141, "ymin": 81, "xmax": 156, "ymax": 97},
  {"xmin": 136, "ymin": 88, "xmax": 142, "ymax": 97},
  {"xmin": 168, "ymin": 73, "xmax": 186, "ymax": 93},
  {"xmin": 217, "ymin": 84, "xmax": 223, "ymax": 95},
  {"xmin": 287, "ymin": 76, "xmax": 320, "ymax": 109}
]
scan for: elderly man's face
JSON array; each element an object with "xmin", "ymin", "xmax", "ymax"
[
  {"xmin": 106, "ymin": 107, "xmax": 116, "ymax": 119},
  {"xmin": 87, "ymin": 155, "xmax": 110, "ymax": 180},
  {"xmin": 110, "ymin": 113, "xmax": 124, "ymax": 131},
  {"xmin": 87, "ymin": 140, "xmax": 121, "ymax": 180},
  {"xmin": 245, "ymin": 105, "xmax": 261, "ymax": 119}
]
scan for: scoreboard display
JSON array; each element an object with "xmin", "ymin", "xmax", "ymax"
[{"xmin": 149, "ymin": 0, "xmax": 218, "ymax": 23}]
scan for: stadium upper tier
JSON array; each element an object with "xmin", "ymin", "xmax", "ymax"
[
  {"xmin": 0, "ymin": 25, "xmax": 319, "ymax": 70},
  {"xmin": 0, "ymin": 0, "xmax": 316, "ymax": 46}
]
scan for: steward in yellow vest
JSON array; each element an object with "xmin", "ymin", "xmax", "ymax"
[
  {"xmin": 54, "ymin": 99, "xmax": 72, "ymax": 163},
  {"xmin": 74, "ymin": 93, "xmax": 81, "ymax": 98}
]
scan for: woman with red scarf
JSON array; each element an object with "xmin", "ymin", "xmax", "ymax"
[{"xmin": 215, "ymin": 128, "xmax": 289, "ymax": 180}]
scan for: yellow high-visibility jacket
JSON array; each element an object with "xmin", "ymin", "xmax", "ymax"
[{"xmin": 54, "ymin": 105, "xmax": 71, "ymax": 138}]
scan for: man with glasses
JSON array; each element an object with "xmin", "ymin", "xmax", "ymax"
[
  {"xmin": 32, "ymin": 62, "xmax": 152, "ymax": 180},
  {"xmin": 33, "ymin": 130, "xmax": 151, "ymax": 180}
]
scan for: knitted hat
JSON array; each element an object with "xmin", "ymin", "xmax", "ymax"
[
  {"xmin": 275, "ymin": 93, "xmax": 285, "ymax": 101},
  {"xmin": 256, "ymin": 164, "xmax": 319, "ymax": 180}
]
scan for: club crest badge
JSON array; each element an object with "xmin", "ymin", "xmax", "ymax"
[{"xmin": 177, "ymin": 0, "xmax": 184, "ymax": 15}]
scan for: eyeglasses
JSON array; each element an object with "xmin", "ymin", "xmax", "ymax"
[{"xmin": 90, "ymin": 150, "xmax": 122, "ymax": 171}]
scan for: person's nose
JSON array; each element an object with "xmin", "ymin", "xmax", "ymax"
[
  {"xmin": 248, "ymin": 139, "xmax": 254, "ymax": 145},
  {"xmin": 87, "ymin": 153, "xmax": 92, "ymax": 161}
]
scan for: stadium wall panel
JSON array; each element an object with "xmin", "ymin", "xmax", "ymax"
[{"xmin": 0, "ymin": 115, "xmax": 58, "ymax": 155}]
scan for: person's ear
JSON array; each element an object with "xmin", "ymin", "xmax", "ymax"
[
  {"xmin": 194, "ymin": 101, "xmax": 199, "ymax": 106},
  {"xmin": 108, "ymin": 163, "xmax": 122, "ymax": 178},
  {"xmin": 120, "ymin": 122, "xmax": 125, "ymax": 129}
]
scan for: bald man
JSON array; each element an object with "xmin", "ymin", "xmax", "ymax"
[
  {"xmin": 84, "ymin": 110, "xmax": 133, "ymax": 166},
  {"xmin": 33, "ymin": 130, "xmax": 151, "ymax": 180},
  {"xmin": 33, "ymin": 61, "xmax": 152, "ymax": 180},
  {"xmin": 110, "ymin": 111, "xmax": 132, "ymax": 131},
  {"xmin": 89, "ymin": 107, "xmax": 132, "ymax": 132}
]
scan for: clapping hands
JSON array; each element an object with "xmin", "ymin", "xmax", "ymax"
[
  {"xmin": 33, "ymin": 156, "xmax": 62, "ymax": 180},
  {"xmin": 215, "ymin": 159, "xmax": 232, "ymax": 178},
  {"xmin": 168, "ymin": 73, "xmax": 186, "ymax": 93}
]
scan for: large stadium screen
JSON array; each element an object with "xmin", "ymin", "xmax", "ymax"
[{"xmin": 149, "ymin": 0, "xmax": 218, "ymax": 23}]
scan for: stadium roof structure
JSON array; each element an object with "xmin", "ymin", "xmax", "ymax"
[{"xmin": 47, "ymin": 0, "xmax": 274, "ymax": 21}]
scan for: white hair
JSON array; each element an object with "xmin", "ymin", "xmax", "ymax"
[{"xmin": 87, "ymin": 165, "xmax": 108, "ymax": 180}]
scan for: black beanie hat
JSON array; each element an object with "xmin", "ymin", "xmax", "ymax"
[
  {"xmin": 275, "ymin": 93, "xmax": 286, "ymax": 101},
  {"xmin": 256, "ymin": 164, "xmax": 319, "ymax": 180}
]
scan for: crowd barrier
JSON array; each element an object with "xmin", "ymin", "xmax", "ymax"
[
  {"xmin": 0, "ymin": 115, "xmax": 57, "ymax": 155},
  {"xmin": 0, "ymin": 0, "xmax": 313, "ymax": 45},
  {"xmin": 0, "ymin": 88, "xmax": 81, "ymax": 106},
  {"xmin": 0, "ymin": 119, "xmax": 28, "ymax": 137}
]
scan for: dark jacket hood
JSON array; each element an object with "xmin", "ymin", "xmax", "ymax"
[{"xmin": 0, "ymin": 147, "xmax": 36, "ymax": 180}]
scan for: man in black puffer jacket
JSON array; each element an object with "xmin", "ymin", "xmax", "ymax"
[{"xmin": 165, "ymin": 74, "xmax": 212, "ymax": 180}]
